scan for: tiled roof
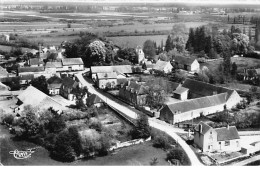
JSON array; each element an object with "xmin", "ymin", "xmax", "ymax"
[
  {"xmin": 173, "ymin": 86, "xmax": 189, "ymax": 94},
  {"xmin": 97, "ymin": 72, "xmax": 117, "ymax": 79},
  {"xmin": 62, "ymin": 77, "xmax": 78, "ymax": 88},
  {"xmin": 194, "ymin": 121, "xmax": 212, "ymax": 135},
  {"xmin": 20, "ymin": 74, "xmax": 34, "ymax": 80},
  {"xmin": 165, "ymin": 93, "xmax": 227, "ymax": 114},
  {"xmin": 29, "ymin": 58, "xmax": 43, "ymax": 66},
  {"xmin": 124, "ymin": 81, "xmax": 149, "ymax": 95},
  {"xmin": 86, "ymin": 94, "xmax": 103, "ymax": 106},
  {"xmin": 62, "ymin": 58, "xmax": 84, "ymax": 66},
  {"xmin": 215, "ymin": 126, "xmax": 240, "ymax": 141},
  {"xmin": 45, "ymin": 61, "xmax": 63, "ymax": 68},
  {"xmin": 182, "ymin": 79, "xmax": 233, "ymax": 98},
  {"xmin": 153, "ymin": 60, "xmax": 171, "ymax": 71},
  {"xmin": 173, "ymin": 56, "xmax": 196, "ymax": 65},
  {"xmin": 18, "ymin": 66, "xmax": 44, "ymax": 73},
  {"xmin": 91, "ymin": 65, "xmax": 133, "ymax": 74}
]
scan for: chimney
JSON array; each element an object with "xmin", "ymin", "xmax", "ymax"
[{"xmin": 199, "ymin": 124, "xmax": 202, "ymax": 134}]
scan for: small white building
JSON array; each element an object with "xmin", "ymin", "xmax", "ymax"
[
  {"xmin": 61, "ymin": 58, "xmax": 84, "ymax": 71},
  {"xmin": 136, "ymin": 46, "xmax": 145, "ymax": 64},
  {"xmin": 153, "ymin": 60, "xmax": 173, "ymax": 74},
  {"xmin": 173, "ymin": 86, "xmax": 189, "ymax": 100},
  {"xmin": 173, "ymin": 57, "xmax": 200, "ymax": 72}
]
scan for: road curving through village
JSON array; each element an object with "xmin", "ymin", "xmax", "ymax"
[{"xmin": 75, "ymin": 71, "xmax": 203, "ymax": 166}]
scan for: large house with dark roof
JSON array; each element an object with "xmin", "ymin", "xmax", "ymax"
[
  {"xmin": 60, "ymin": 76, "xmax": 79, "ymax": 101},
  {"xmin": 173, "ymin": 56, "xmax": 200, "ymax": 72},
  {"xmin": 159, "ymin": 79, "xmax": 242, "ymax": 124},
  {"xmin": 96, "ymin": 72, "xmax": 117, "ymax": 89},
  {"xmin": 47, "ymin": 75, "xmax": 63, "ymax": 95},
  {"xmin": 194, "ymin": 121, "xmax": 241, "ymax": 152},
  {"xmin": 119, "ymin": 81, "xmax": 149, "ymax": 106}
]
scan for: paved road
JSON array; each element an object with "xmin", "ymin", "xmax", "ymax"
[
  {"xmin": 75, "ymin": 72, "xmax": 203, "ymax": 166},
  {"xmin": 230, "ymin": 155, "xmax": 260, "ymax": 166}
]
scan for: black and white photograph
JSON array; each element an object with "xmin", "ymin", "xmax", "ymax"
[{"xmin": 0, "ymin": 0, "xmax": 260, "ymax": 167}]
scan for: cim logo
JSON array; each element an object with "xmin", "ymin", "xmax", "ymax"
[{"xmin": 9, "ymin": 148, "xmax": 36, "ymax": 159}]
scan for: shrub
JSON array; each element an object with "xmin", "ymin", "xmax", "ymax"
[
  {"xmin": 1, "ymin": 114, "xmax": 14, "ymax": 125},
  {"xmin": 152, "ymin": 134, "xmax": 171, "ymax": 150},
  {"xmin": 130, "ymin": 115, "xmax": 151, "ymax": 139},
  {"xmin": 166, "ymin": 148, "xmax": 190, "ymax": 165},
  {"xmin": 88, "ymin": 117, "xmax": 103, "ymax": 132}
]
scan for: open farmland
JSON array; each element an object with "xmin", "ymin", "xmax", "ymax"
[
  {"xmin": 108, "ymin": 35, "xmax": 168, "ymax": 48},
  {"xmin": 231, "ymin": 56, "xmax": 260, "ymax": 69}
]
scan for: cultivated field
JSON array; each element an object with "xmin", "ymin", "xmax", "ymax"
[{"xmin": 108, "ymin": 35, "xmax": 168, "ymax": 48}]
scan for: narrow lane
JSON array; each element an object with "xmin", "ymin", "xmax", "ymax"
[{"xmin": 75, "ymin": 72, "xmax": 203, "ymax": 166}]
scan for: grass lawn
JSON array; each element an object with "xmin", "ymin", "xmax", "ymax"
[
  {"xmin": 231, "ymin": 56, "xmax": 260, "ymax": 69},
  {"xmin": 1, "ymin": 124, "xmax": 169, "ymax": 166}
]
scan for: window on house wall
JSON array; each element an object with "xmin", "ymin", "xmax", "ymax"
[{"xmin": 225, "ymin": 140, "xmax": 230, "ymax": 146}]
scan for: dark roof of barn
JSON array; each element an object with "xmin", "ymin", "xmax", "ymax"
[
  {"xmin": 18, "ymin": 66, "xmax": 45, "ymax": 73},
  {"xmin": 29, "ymin": 58, "xmax": 43, "ymax": 66},
  {"xmin": 215, "ymin": 126, "xmax": 240, "ymax": 141},
  {"xmin": 182, "ymin": 79, "xmax": 233, "ymax": 98},
  {"xmin": 61, "ymin": 77, "xmax": 78, "ymax": 88},
  {"xmin": 45, "ymin": 61, "xmax": 63, "ymax": 68}
]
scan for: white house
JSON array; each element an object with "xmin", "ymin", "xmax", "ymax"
[
  {"xmin": 153, "ymin": 60, "xmax": 173, "ymax": 74},
  {"xmin": 61, "ymin": 58, "xmax": 84, "ymax": 71},
  {"xmin": 194, "ymin": 122, "xmax": 241, "ymax": 152},
  {"xmin": 136, "ymin": 46, "xmax": 145, "ymax": 64},
  {"xmin": 173, "ymin": 56, "xmax": 200, "ymax": 72}
]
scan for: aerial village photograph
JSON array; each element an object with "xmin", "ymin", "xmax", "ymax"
[{"xmin": 1, "ymin": 0, "xmax": 260, "ymax": 168}]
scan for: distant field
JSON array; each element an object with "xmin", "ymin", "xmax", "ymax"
[
  {"xmin": 0, "ymin": 45, "xmax": 32, "ymax": 52},
  {"xmin": 231, "ymin": 56, "xmax": 260, "ymax": 69},
  {"xmin": 108, "ymin": 35, "xmax": 168, "ymax": 48}
]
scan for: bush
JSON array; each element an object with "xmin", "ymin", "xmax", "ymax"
[
  {"xmin": 152, "ymin": 134, "xmax": 171, "ymax": 150},
  {"xmin": 166, "ymin": 148, "xmax": 190, "ymax": 165},
  {"xmin": 88, "ymin": 117, "xmax": 103, "ymax": 132},
  {"xmin": 1, "ymin": 114, "xmax": 14, "ymax": 125},
  {"xmin": 130, "ymin": 115, "xmax": 151, "ymax": 139}
]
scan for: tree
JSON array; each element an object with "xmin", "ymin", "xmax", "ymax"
[
  {"xmin": 117, "ymin": 48, "xmax": 138, "ymax": 64},
  {"xmin": 166, "ymin": 148, "xmax": 189, "ymax": 165},
  {"xmin": 85, "ymin": 40, "xmax": 106, "ymax": 66},
  {"xmin": 165, "ymin": 35, "xmax": 173, "ymax": 52},
  {"xmin": 231, "ymin": 62, "xmax": 237, "ymax": 76},
  {"xmin": 143, "ymin": 40, "xmax": 156, "ymax": 60},
  {"xmin": 67, "ymin": 23, "xmax": 71, "ymax": 28},
  {"xmin": 30, "ymin": 75, "xmax": 49, "ymax": 95},
  {"xmin": 51, "ymin": 129, "xmax": 76, "ymax": 162},
  {"xmin": 63, "ymin": 42, "xmax": 79, "ymax": 59},
  {"xmin": 131, "ymin": 115, "xmax": 151, "ymax": 139},
  {"xmin": 231, "ymin": 33, "xmax": 250, "ymax": 55},
  {"xmin": 146, "ymin": 84, "xmax": 166, "ymax": 110}
]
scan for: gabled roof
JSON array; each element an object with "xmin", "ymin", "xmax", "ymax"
[
  {"xmin": 18, "ymin": 66, "xmax": 44, "ymax": 73},
  {"xmin": 182, "ymin": 79, "xmax": 233, "ymax": 98},
  {"xmin": 29, "ymin": 58, "xmax": 43, "ymax": 66},
  {"xmin": 17, "ymin": 85, "xmax": 64, "ymax": 110},
  {"xmin": 194, "ymin": 121, "xmax": 212, "ymax": 135},
  {"xmin": 0, "ymin": 66, "xmax": 8, "ymax": 76},
  {"xmin": 113, "ymin": 65, "xmax": 133, "ymax": 74},
  {"xmin": 164, "ymin": 93, "xmax": 227, "ymax": 115},
  {"xmin": 61, "ymin": 77, "xmax": 78, "ymax": 88},
  {"xmin": 97, "ymin": 72, "xmax": 117, "ymax": 79},
  {"xmin": 124, "ymin": 81, "xmax": 149, "ymax": 95},
  {"xmin": 62, "ymin": 58, "xmax": 84, "ymax": 66},
  {"xmin": 215, "ymin": 126, "xmax": 240, "ymax": 141},
  {"xmin": 47, "ymin": 75, "xmax": 63, "ymax": 85},
  {"xmin": 173, "ymin": 86, "xmax": 189, "ymax": 94},
  {"xmin": 45, "ymin": 61, "xmax": 63, "ymax": 68},
  {"xmin": 86, "ymin": 94, "xmax": 103, "ymax": 106},
  {"xmin": 91, "ymin": 65, "xmax": 133, "ymax": 74},
  {"xmin": 173, "ymin": 56, "xmax": 197, "ymax": 66},
  {"xmin": 153, "ymin": 60, "xmax": 171, "ymax": 71},
  {"xmin": 20, "ymin": 74, "xmax": 34, "ymax": 80}
]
